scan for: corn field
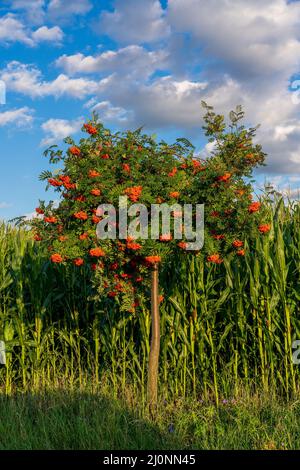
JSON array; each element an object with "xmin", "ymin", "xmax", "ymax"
[{"xmin": 0, "ymin": 198, "xmax": 299, "ymax": 403}]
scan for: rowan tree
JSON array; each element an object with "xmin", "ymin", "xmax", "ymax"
[{"xmin": 32, "ymin": 103, "xmax": 269, "ymax": 406}]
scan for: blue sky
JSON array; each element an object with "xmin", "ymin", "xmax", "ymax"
[{"xmin": 1, "ymin": 0, "xmax": 300, "ymax": 220}]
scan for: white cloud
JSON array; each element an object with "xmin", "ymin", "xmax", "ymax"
[
  {"xmin": 32, "ymin": 25, "xmax": 63, "ymax": 43},
  {"xmin": 4, "ymin": 0, "xmax": 300, "ymax": 178},
  {"xmin": 127, "ymin": 77, "xmax": 207, "ymax": 127},
  {"xmin": 0, "ymin": 61, "xmax": 105, "ymax": 99},
  {"xmin": 168, "ymin": 0, "xmax": 300, "ymax": 82},
  {"xmin": 161, "ymin": 0, "xmax": 300, "ymax": 175},
  {"xmin": 56, "ymin": 45, "xmax": 168, "ymax": 79},
  {"xmin": 10, "ymin": 0, "xmax": 46, "ymax": 24},
  {"xmin": 90, "ymin": 74, "xmax": 208, "ymax": 128},
  {"xmin": 98, "ymin": 0, "xmax": 170, "ymax": 44},
  {"xmin": 0, "ymin": 107, "xmax": 34, "ymax": 127},
  {"xmin": 86, "ymin": 100, "xmax": 132, "ymax": 123},
  {"xmin": 0, "ymin": 13, "xmax": 34, "ymax": 45},
  {"xmin": 0, "ymin": 12, "xmax": 63, "ymax": 46},
  {"xmin": 10, "ymin": 0, "xmax": 92, "ymax": 24},
  {"xmin": 50, "ymin": 0, "xmax": 300, "ymax": 175},
  {"xmin": 23, "ymin": 211, "xmax": 41, "ymax": 221},
  {"xmin": 41, "ymin": 117, "xmax": 83, "ymax": 145},
  {"xmin": 48, "ymin": 0, "xmax": 92, "ymax": 20}
]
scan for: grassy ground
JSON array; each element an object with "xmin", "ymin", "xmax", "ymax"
[{"xmin": 0, "ymin": 388, "xmax": 300, "ymax": 450}]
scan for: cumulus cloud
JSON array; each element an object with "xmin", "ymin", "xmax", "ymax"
[
  {"xmin": 81, "ymin": 74, "xmax": 208, "ymax": 130},
  {"xmin": 31, "ymin": 25, "xmax": 64, "ymax": 43},
  {"xmin": 163, "ymin": 0, "xmax": 300, "ymax": 174},
  {"xmin": 9, "ymin": 0, "xmax": 46, "ymax": 25},
  {"xmin": 85, "ymin": 100, "xmax": 132, "ymax": 124},
  {"xmin": 9, "ymin": 0, "xmax": 92, "ymax": 25},
  {"xmin": 97, "ymin": 0, "xmax": 170, "ymax": 44},
  {"xmin": 4, "ymin": 0, "xmax": 300, "ymax": 177},
  {"xmin": 40, "ymin": 117, "xmax": 83, "ymax": 145},
  {"xmin": 0, "ymin": 13, "xmax": 63, "ymax": 46},
  {"xmin": 56, "ymin": 45, "xmax": 168, "ymax": 79},
  {"xmin": 113, "ymin": 76, "xmax": 207, "ymax": 128},
  {"xmin": 53, "ymin": 0, "xmax": 300, "ymax": 174},
  {"xmin": 0, "ymin": 62, "xmax": 106, "ymax": 99},
  {"xmin": 0, "ymin": 13, "xmax": 34, "ymax": 45},
  {"xmin": 0, "ymin": 107, "xmax": 34, "ymax": 127},
  {"xmin": 168, "ymin": 0, "xmax": 300, "ymax": 82},
  {"xmin": 47, "ymin": 0, "xmax": 92, "ymax": 21}
]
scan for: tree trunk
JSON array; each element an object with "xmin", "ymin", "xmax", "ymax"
[{"xmin": 147, "ymin": 263, "xmax": 160, "ymax": 409}]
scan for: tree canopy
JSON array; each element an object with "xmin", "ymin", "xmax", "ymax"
[{"xmin": 32, "ymin": 104, "xmax": 269, "ymax": 311}]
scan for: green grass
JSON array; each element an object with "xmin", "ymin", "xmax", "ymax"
[{"xmin": 0, "ymin": 387, "xmax": 300, "ymax": 450}]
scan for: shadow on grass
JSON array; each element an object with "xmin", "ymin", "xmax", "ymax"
[
  {"xmin": 0, "ymin": 390, "xmax": 181, "ymax": 450},
  {"xmin": 1, "ymin": 389, "xmax": 300, "ymax": 450}
]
